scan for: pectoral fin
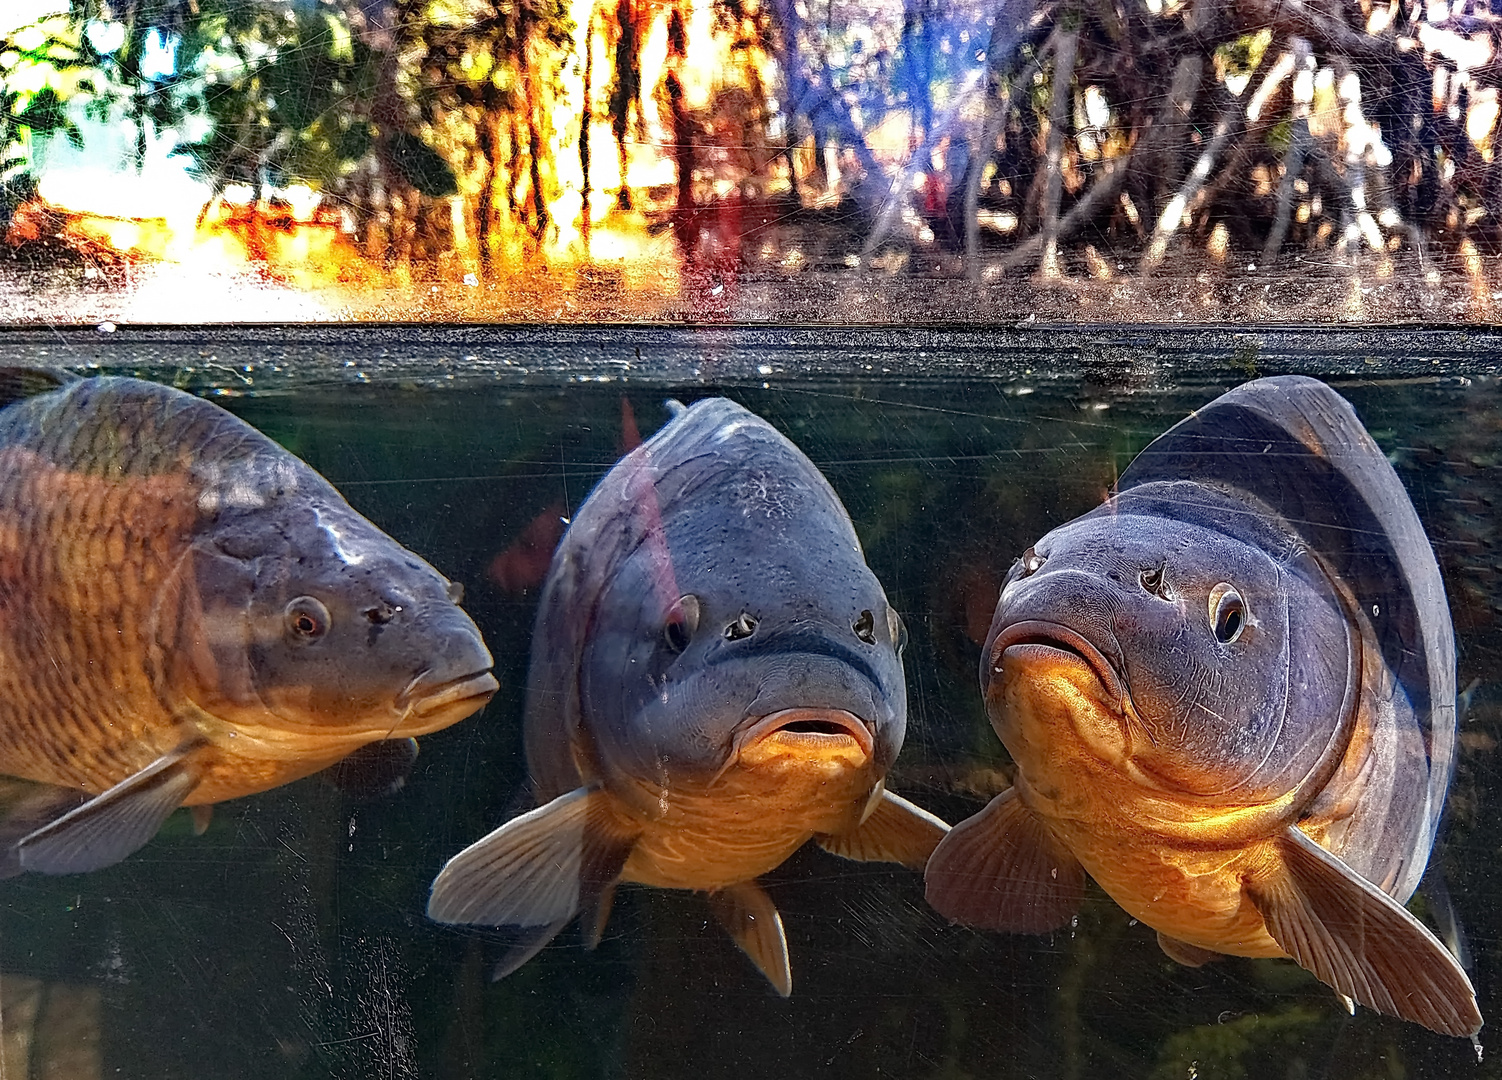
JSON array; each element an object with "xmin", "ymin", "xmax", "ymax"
[
  {"xmin": 923, "ymin": 787, "xmax": 1084, "ymax": 933},
  {"xmin": 1157, "ymin": 932, "xmax": 1222, "ymax": 968},
  {"xmin": 427, "ymin": 785, "xmax": 639, "ymax": 957},
  {"xmin": 323, "ymin": 738, "xmax": 420, "ymax": 800},
  {"xmin": 816, "ymin": 788, "xmax": 951, "ymax": 870},
  {"xmin": 17, "ymin": 745, "xmax": 202, "ymax": 875},
  {"xmin": 1244, "ymin": 826, "xmax": 1481, "ymax": 1037},
  {"xmin": 0, "ymin": 781, "xmax": 88, "ymax": 879},
  {"xmin": 708, "ymin": 880, "xmax": 791, "ymax": 997}
]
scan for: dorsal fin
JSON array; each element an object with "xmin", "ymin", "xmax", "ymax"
[
  {"xmin": 0, "ymin": 368, "xmax": 74, "ymax": 412},
  {"xmin": 1116, "ymin": 375, "xmax": 1454, "ymax": 902}
]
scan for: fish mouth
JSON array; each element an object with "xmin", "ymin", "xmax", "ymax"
[
  {"xmin": 400, "ymin": 669, "xmax": 500, "ymax": 726},
  {"xmin": 987, "ymin": 620, "xmax": 1124, "ymax": 704},
  {"xmin": 730, "ymin": 708, "xmax": 876, "ymax": 770}
]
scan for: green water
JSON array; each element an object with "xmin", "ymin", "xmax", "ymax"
[{"xmin": 0, "ymin": 327, "xmax": 1497, "ymax": 1080}]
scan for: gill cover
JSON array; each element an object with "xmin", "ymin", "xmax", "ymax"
[{"xmin": 163, "ymin": 495, "xmax": 488, "ymax": 729}]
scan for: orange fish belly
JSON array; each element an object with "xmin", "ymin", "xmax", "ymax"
[{"xmin": 617, "ymin": 753, "xmax": 875, "ymax": 891}]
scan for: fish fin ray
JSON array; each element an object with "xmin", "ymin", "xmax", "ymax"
[
  {"xmin": 0, "ymin": 781, "xmax": 89, "ymax": 880},
  {"xmin": 428, "ymin": 785, "xmax": 637, "ymax": 932},
  {"xmin": 582, "ymin": 880, "xmax": 619, "ymax": 951},
  {"xmin": 1245, "ymin": 827, "xmax": 1481, "ymax": 1037},
  {"xmin": 1157, "ymin": 932, "xmax": 1222, "ymax": 967},
  {"xmin": 923, "ymin": 788, "xmax": 1083, "ymax": 932},
  {"xmin": 817, "ymin": 790, "xmax": 950, "ymax": 869},
  {"xmin": 17, "ymin": 746, "xmax": 201, "ymax": 874},
  {"xmin": 490, "ymin": 920, "xmax": 571, "ymax": 981},
  {"xmin": 708, "ymin": 880, "xmax": 791, "ymax": 997}
]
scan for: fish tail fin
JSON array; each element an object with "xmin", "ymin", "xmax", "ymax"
[
  {"xmin": 427, "ymin": 784, "xmax": 639, "ymax": 976},
  {"xmin": 15, "ymin": 744, "xmax": 202, "ymax": 875},
  {"xmin": 709, "ymin": 880, "xmax": 791, "ymax": 997},
  {"xmin": 816, "ymin": 788, "xmax": 951, "ymax": 869},
  {"xmin": 1245, "ymin": 826, "xmax": 1481, "ymax": 1037},
  {"xmin": 923, "ymin": 787, "xmax": 1084, "ymax": 932}
]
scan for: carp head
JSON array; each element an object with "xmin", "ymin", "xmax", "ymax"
[
  {"xmin": 157, "ymin": 492, "xmax": 496, "ymax": 744},
  {"xmin": 982, "ymin": 488, "xmax": 1358, "ymax": 805}
]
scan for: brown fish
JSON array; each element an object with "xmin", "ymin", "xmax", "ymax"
[{"xmin": 0, "ymin": 373, "xmax": 498, "ymax": 875}]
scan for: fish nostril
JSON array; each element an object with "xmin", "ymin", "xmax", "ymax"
[
  {"xmin": 365, "ymin": 603, "xmax": 399, "ymax": 625},
  {"xmin": 853, "ymin": 609, "xmax": 877, "ymax": 644},
  {"xmin": 724, "ymin": 611, "xmax": 758, "ymax": 641},
  {"xmin": 1139, "ymin": 564, "xmax": 1170, "ymax": 600},
  {"xmin": 445, "ymin": 581, "xmax": 464, "ymax": 605}
]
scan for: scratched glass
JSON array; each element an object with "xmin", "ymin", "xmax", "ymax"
[{"xmin": 0, "ymin": 333, "xmax": 1490, "ymax": 1080}]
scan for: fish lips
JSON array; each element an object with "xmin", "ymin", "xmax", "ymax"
[
  {"xmin": 398, "ymin": 668, "xmax": 500, "ymax": 732},
  {"xmin": 985, "ymin": 619, "xmax": 1125, "ymax": 707},
  {"xmin": 726, "ymin": 708, "xmax": 877, "ymax": 773}
]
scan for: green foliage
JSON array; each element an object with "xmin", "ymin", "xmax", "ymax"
[
  {"xmin": 155, "ymin": 0, "xmax": 385, "ymax": 194},
  {"xmin": 387, "ymin": 130, "xmax": 457, "ymax": 197},
  {"xmin": 1, "ymin": 21, "xmax": 93, "ymax": 229}
]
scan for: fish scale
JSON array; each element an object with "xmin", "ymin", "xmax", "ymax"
[
  {"xmin": 0, "ymin": 374, "xmax": 496, "ymax": 875},
  {"xmin": 0, "ymin": 433, "xmax": 202, "ymax": 789}
]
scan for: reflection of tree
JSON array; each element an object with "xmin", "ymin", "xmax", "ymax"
[
  {"xmin": 1, "ymin": 20, "xmax": 88, "ymax": 233},
  {"xmin": 407, "ymin": 0, "xmax": 571, "ymax": 262},
  {"xmin": 28, "ymin": 0, "xmax": 1502, "ymax": 280}
]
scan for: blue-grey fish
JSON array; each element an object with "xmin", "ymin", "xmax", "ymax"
[
  {"xmin": 0, "ymin": 374, "xmax": 498, "ymax": 875},
  {"xmin": 924, "ymin": 376, "xmax": 1480, "ymax": 1036},
  {"xmin": 428, "ymin": 398, "xmax": 948, "ymax": 994}
]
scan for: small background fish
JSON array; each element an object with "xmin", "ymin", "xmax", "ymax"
[
  {"xmin": 0, "ymin": 373, "xmax": 498, "ymax": 875},
  {"xmin": 428, "ymin": 396, "xmax": 948, "ymax": 994}
]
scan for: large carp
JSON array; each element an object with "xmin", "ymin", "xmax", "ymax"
[
  {"xmin": 0, "ymin": 374, "xmax": 497, "ymax": 875},
  {"xmin": 429, "ymin": 398, "xmax": 947, "ymax": 994},
  {"xmin": 925, "ymin": 376, "xmax": 1480, "ymax": 1036}
]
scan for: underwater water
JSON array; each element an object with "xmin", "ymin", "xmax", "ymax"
[{"xmin": 0, "ymin": 326, "xmax": 1498, "ymax": 1080}]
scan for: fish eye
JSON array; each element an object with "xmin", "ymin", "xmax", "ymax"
[
  {"xmin": 724, "ymin": 610, "xmax": 758, "ymax": 642},
  {"xmin": 1208, "ymin": 583, "xmax": 1246, "ymax": 645},
  {"xmin": 445, "ymin": 581, "xmax": 465, "ymax": 605},
  {"xmin": 887, "ymin": 608, "xmax": 908, "ymax": 655},
  {"xmin": 284, "ymin": 596, "xmax": 331, "ymax": 643},
  {"xmin": 664, "ymin": 594, "xmax": 700, "ymax": 654},
  {"xmin": 1017, "ymin": 548, "xmax": 1046, "ymax": 578},
  {"xmin": 853, "ymin": 609, "xmax": 877, "ymax": 644}
]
